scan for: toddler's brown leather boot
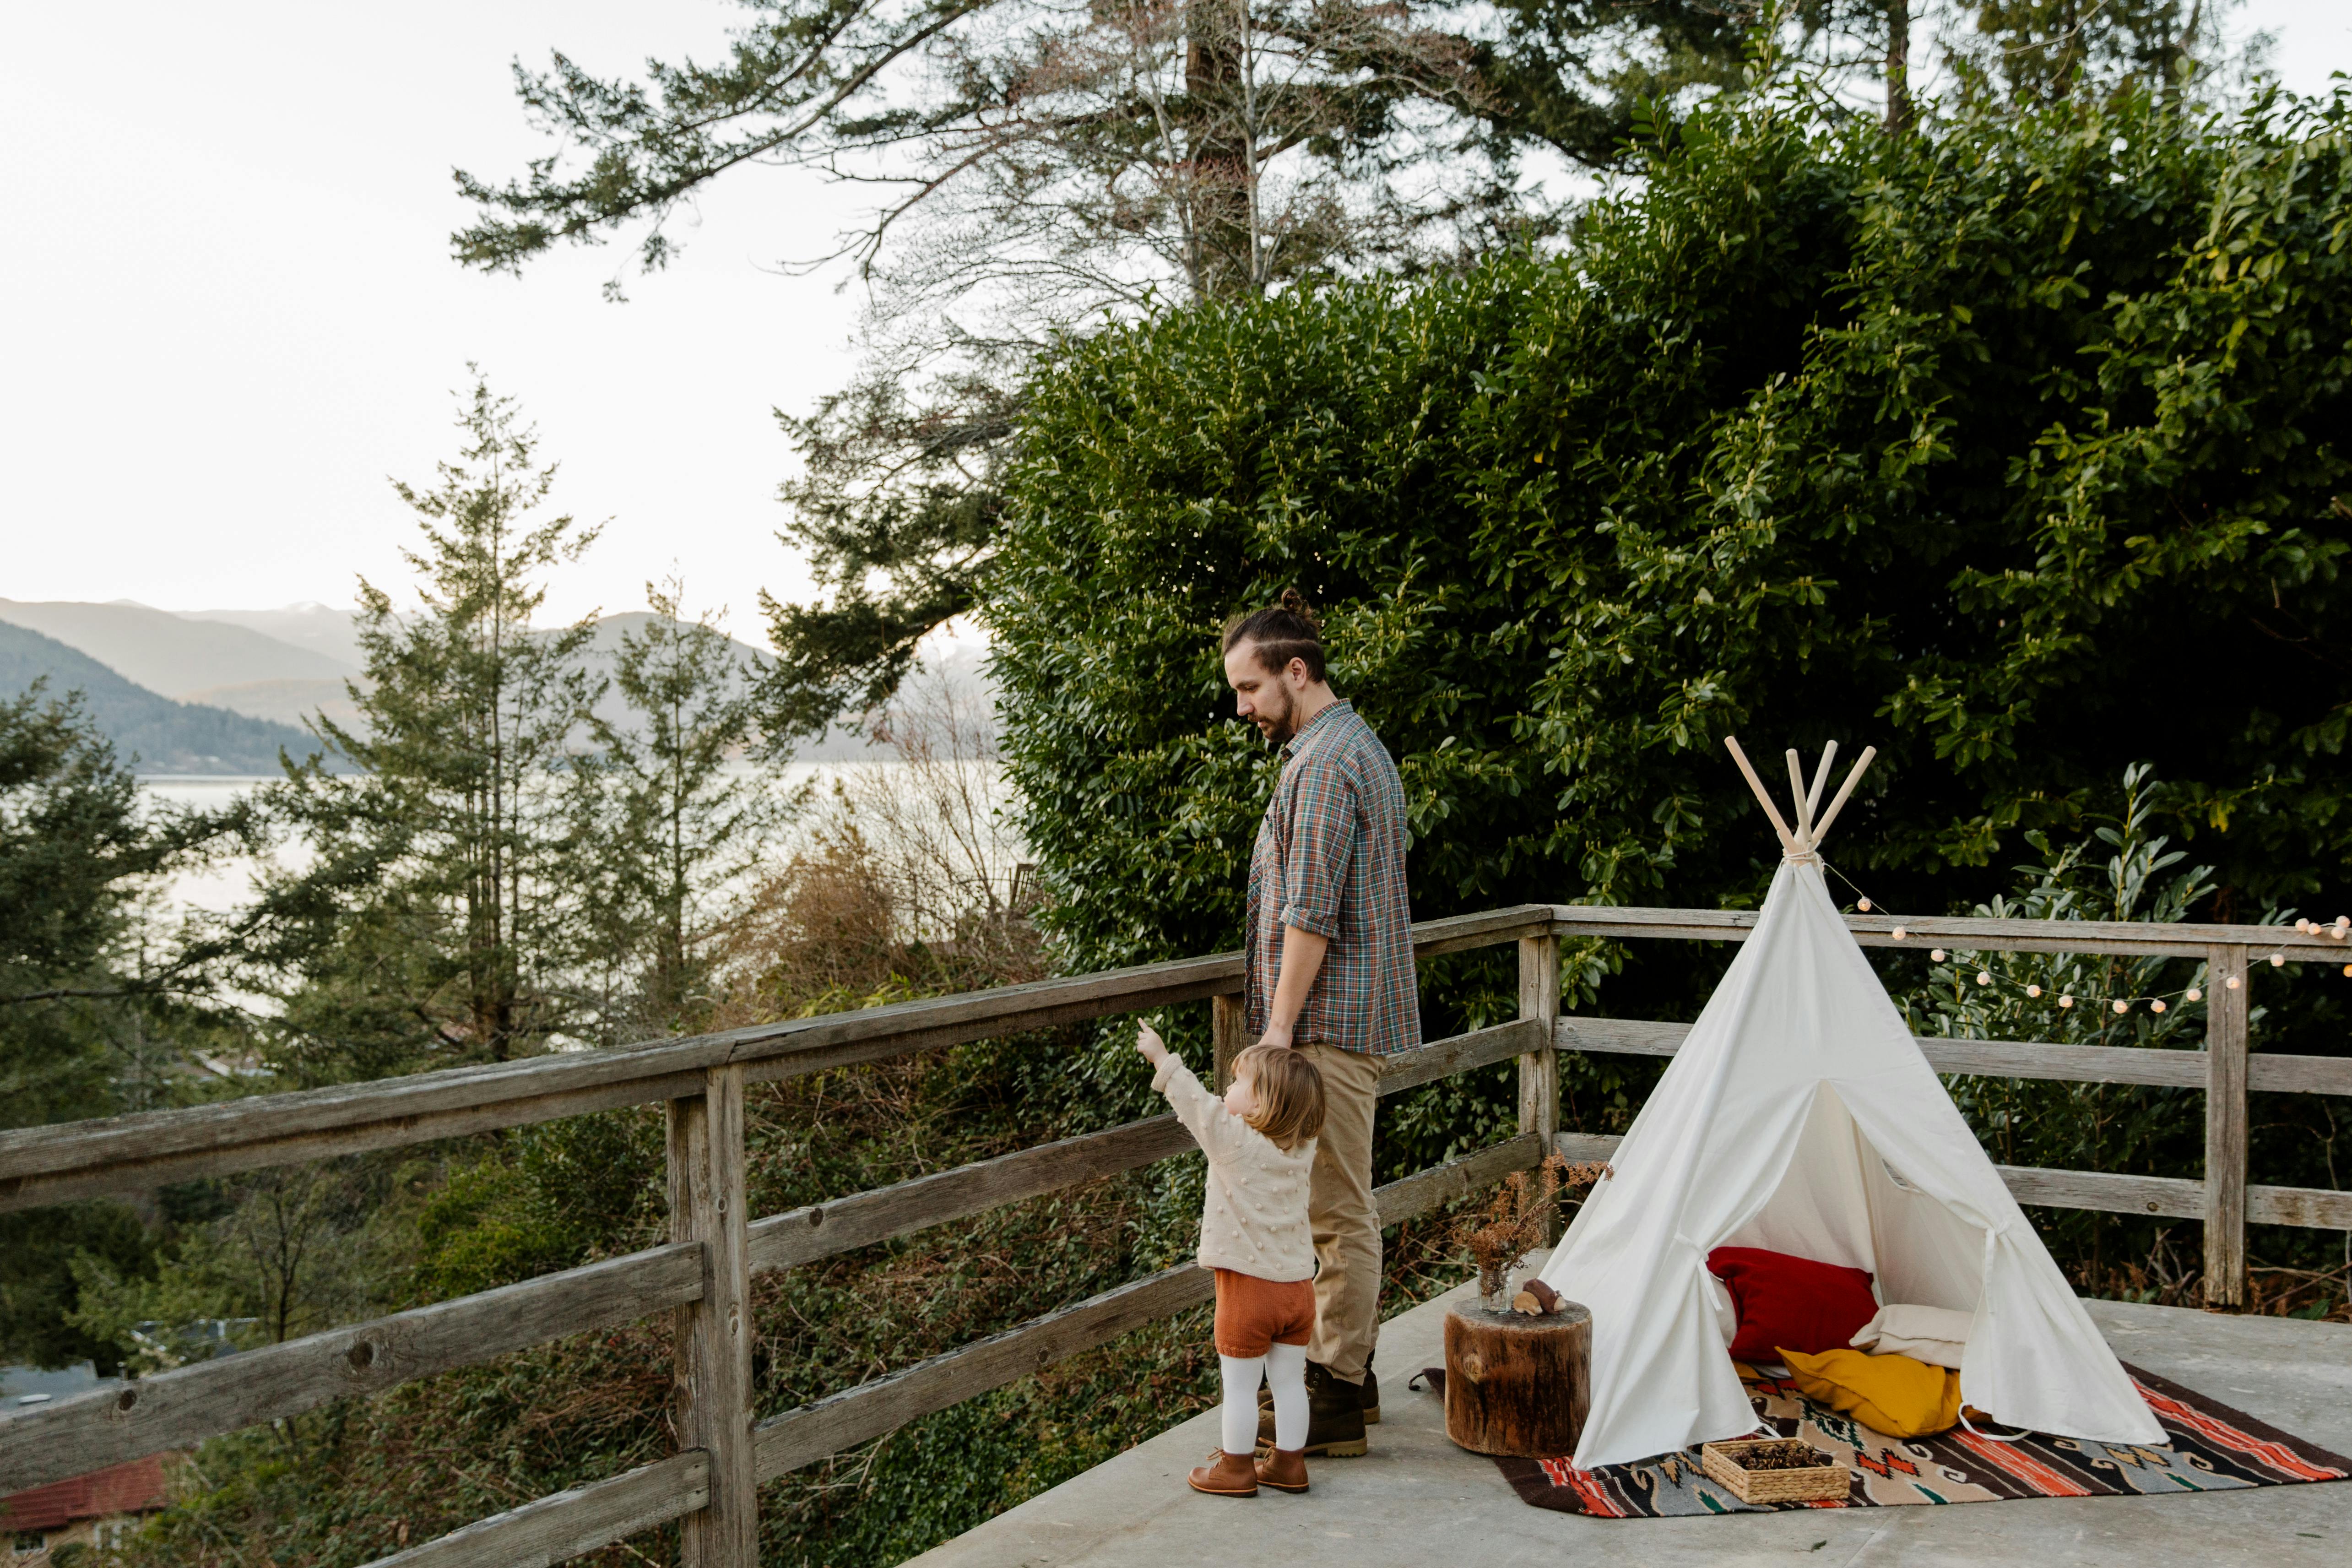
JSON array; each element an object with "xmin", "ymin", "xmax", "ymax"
[
  {"xmin": 1255, "ymin": 1446, "xmax": 1309, "ymax": 1493},
  {"xmin": 1187, "ymin": 1449, "xmax": 1259, "ymax": 1497}
]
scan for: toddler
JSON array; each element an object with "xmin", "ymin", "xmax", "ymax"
[{"xmin": 1135, "ymin": 1020, "xmax": 1325, "ymax": 1497}]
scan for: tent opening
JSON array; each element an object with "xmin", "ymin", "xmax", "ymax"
[{"xmin": 1717, "ymin": 1084, "xmax": 1987, "ymax": 1324}]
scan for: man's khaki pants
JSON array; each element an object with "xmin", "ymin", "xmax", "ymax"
[{"xmin": 1295, "ymin": 1042, "xmax": 1380, "ymax": 1384}]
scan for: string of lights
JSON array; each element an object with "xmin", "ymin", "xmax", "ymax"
[{"xmin": 1817, "ymin": 860, "xmax": 2351, "ymax": 1016}]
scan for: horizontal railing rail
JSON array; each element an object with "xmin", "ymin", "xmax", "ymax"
[
  {"xmin": 1545, "ymin": 904, "xmax": 2352, "ymax": 961},
  {"xmin": 369, "ymin": 1450, "xmax": 712, "ymax": 1568},
  {"xmin": 1554, "ymin": 1128, "xmax": 2238, "ymax": 1221},
  {"xmin": 0, "ymin": 1243, "xmax": 705, "ymax": 1491},
  {"xmin": 1, "ymin": 901, "xmax": 2343, "ymax": 1568},
  {"xmin": 1554, "ymin": 1016, "xmax": 2352, "ymax": 1229},
  {"xmin": 1554, "ymin": 1015, "xmax": 2352, "ymax": 1097},
  {"xmin": 0, "ymin": 906, "xmax": 1556, "ymax": 1215}
]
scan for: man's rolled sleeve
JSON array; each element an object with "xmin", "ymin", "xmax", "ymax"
[
  {"xmin": 1244, "ymin": 699, "xmax": 1418, "ymax": 1058},
  {"xmin": 1279, "ymin": 765, "xmax": 1355, "ymax": 939}
]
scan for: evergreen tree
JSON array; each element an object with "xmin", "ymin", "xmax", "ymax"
[
  {"xmin": 579, "ymin": 582, "xmax": 791, "ymax": 1038},
  {"xmin": 453, "ymin": 1, "xmax": 1763, "ymax": 740},
  {"xmin": 0, "ymin": 687, "xmax": 253, "ymax": 1369},
  {"xmin": 452, "ymin": 1, "xmax": 1758, "ymax": 298},
  {"xmin": 0, "ymin": 686, "xmax": 259, "ymax": 1121},
  {"xmin": 258, "ymin": 374, "xmax": 605, "ymax": 1077}
]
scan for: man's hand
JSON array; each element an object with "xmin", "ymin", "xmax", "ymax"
[
  {"xmin": 1263, "ymin": 925, "xmax": 1328, "ymax": 1050},
  {"xmin": 1134, "ymin": 1021, "xmax": 1171, "ymax": 1067}
]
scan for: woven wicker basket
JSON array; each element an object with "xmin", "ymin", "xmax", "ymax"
[{"xmin": 1700, "ymin": 1438, "xmax": 1850, "ymax": 1504}]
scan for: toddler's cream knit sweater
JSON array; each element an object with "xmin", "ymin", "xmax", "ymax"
[{"xmin": 1152, "ymin": 1053, "xmax": 1317, "ymax": 1282}]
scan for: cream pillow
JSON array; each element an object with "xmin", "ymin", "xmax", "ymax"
[{"xmin": 1849, "ymin": 1303, "xmax": 1973, "ymax": 1368}]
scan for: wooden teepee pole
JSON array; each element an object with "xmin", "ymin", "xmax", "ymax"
[
  {"xmin": 1723, "ymin": 737, "xmax": 1797, "ymax": 852},
  {"xmin": 1810, "ymin": 747, "xmax": 1879, "ymax": 847},
  {"xmin": 1785, "ymin": 749, "xmax": 1815, "ymax": 847},
  {"xmin": 1805, "ymin": 741, "xmax": 1838, "ymax": 825}
]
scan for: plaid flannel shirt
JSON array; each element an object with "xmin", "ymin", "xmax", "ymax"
[{"xmin": 1244, "ymin": 700, "xmax": 1420, "ymax": 1056}]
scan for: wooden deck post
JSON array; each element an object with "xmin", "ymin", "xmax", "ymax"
[
  {"xmin": 1518, "ymin": 936, "xmax": 1561, "ymax": 1231},
  {"xmin": 668, "ymin": 1064, "xmax": 758, "ymax": 1567},
  {"xmin": 1212, "ymin": 992, "xmax": 1250, "ymax": 1092},
  {"xmin": 2203, "ymin": 945, "xmax": 2250, "ymax": 1309}
]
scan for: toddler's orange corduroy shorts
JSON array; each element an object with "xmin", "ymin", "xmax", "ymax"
[{"xmin": 1212, "ymin": 1268, "xmax": 1316, "ymax": 1358}]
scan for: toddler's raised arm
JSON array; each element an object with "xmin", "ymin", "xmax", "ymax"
[{"xmin": 1138, "ymin": 1023, "xmax": 1251, "ymax": 1164}]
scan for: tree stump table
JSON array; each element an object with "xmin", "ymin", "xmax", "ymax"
[{"xmin": 1443, "ymin": 1298, "xmax": 1591, "ymax": 1458}]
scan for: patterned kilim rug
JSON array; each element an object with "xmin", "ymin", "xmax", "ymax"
[{"xmin": 1411, "ymin": 1363, "xmax": 2352, "ymax": 1517}]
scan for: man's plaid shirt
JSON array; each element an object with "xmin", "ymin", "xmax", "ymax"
[{"xmin": 1245, "ymin": 700, "xmax": 1421, "ymax": 1057}]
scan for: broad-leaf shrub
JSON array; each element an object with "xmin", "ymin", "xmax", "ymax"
[{"xmin": 996, "ymin": 83, "xmax": 2352, "ymax": 1097}]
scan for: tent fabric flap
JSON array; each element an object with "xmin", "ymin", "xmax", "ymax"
[{"xmin": 1538, "ymin": 858, "xmax": 2164, "ymax": 1467}]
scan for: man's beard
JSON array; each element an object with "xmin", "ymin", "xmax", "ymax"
[{"xmin": 1258, "ymin": 684, "xmax": 1298, "ymax": 745}]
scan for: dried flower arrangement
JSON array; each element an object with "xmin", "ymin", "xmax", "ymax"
[{"xmin": 1449, "ymin": 1154, "xmax": 1613, "ymax": 1309}]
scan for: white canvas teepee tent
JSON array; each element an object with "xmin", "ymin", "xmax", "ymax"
[{"xmin": 1537, "ymin": 738, "xmax": 2165, "ymax": 1468}]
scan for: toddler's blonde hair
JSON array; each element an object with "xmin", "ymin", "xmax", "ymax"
[{"xmin": 1232, "ymin": 1043, "xmax": 1325, "ymax": 1151}]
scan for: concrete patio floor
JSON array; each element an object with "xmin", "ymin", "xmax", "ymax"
[{"xmin": 910, "ymin": 1260, "xmax": 2352, "ymax": 1568}]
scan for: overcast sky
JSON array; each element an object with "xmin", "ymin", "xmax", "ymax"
[
  {"xmin": 2, "ymin": 1, "xmax": 862, "ymax": 631},
  {"xmin": 3, "ymin": 2, "xmax": 2346, "ymax": 632}
]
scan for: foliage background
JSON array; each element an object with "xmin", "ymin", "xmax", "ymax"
[{"xmin": 993, "ymin": 77, "xmax": 2352, "ymax": 1273}]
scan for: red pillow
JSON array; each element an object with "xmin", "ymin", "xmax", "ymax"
[{"xmin": 1707, "ymin": 1246, "xmax": 1879, "ymax": 1362}]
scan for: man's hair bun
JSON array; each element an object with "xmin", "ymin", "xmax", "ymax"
[{"xmin": 1222, "ymin": 590, "xmax": 1326, "ymax": 682}]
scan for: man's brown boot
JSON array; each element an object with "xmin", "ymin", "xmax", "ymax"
[
  {"xmin": 1262, "ymin": 1354, "xmax": 1379, "ymax": 1425},
  {"xmin": 1187, "ymin": 1449, "xmax": 1259, "ymax": 1497},
  {"xmin": 1256, "ymin": 1361, "xmax": 1369, "ymax": 1456},
  {"xmin": 1255, "ymin": 1447, "xmax": 1309, "ymax": 1493}
]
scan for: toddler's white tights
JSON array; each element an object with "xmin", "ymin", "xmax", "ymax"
[{"xmin": 1219, "ymin": 1341, "xmax": 1308, "ymax": 1455}]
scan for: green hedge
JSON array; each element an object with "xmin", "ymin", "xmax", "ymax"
[{"xmin": 993, "ymin": 85, "xmax": 2352, "ymax": 1092}]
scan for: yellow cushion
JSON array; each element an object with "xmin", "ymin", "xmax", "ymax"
[{"xmin": 1779, "ymin": 1346, "xmax": 1961, "ymax": 1438}]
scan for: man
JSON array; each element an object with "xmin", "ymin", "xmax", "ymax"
[{"xmin": 1222, "ymin": 590, "xmax": 1418, "ymax": 1458}]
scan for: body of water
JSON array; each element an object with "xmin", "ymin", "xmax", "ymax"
[{"xmin": 138, "ymin": 761, "xmax": 1019, "ymax": 916}]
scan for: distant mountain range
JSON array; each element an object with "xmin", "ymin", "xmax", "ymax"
[
  {"xmin": 0, "ymin": 622, "xmax": 325, "ymax": 775},
  {"xmin": 0, "ymin": 599, "xmax": 358, "ymax": 691},
  {"xmin": 0, "ymin": 600, "xmax": 991, "ymax": 771},
  {"xmin": 0, "ymin": 598, "xmax": 363, "ymax": 734},
  {"xmin": 179, "ymin": 604, "xmax": 369, "ymax": 669}
]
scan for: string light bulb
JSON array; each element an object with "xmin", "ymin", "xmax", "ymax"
[{"xmin": 1809, "ymin": 883, "xmax": 2352, "ymax": 1013}]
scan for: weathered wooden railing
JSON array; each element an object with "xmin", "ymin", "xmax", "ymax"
[
  {"xmin": 0, "ymin": 903, "xmax": 2345, "ymax": 1567},
  {"xmin": 0, "ymin": 906, "xmax": 1553, "ymax": 1565}
]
